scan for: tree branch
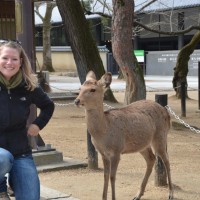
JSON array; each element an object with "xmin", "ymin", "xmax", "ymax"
[{"xmin": 134, "ymin": 21, "xmax": 200, "ymax": 36}]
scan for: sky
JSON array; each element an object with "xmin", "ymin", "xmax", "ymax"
[
  {"xmin": 34, "ymin": 0, "xmax": 112, "ymax": 25},
  {"xmin": 34, "ymin": 0, "xmax": 200, "ymax": 25}
]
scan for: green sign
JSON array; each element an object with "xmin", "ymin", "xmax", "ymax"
[{"xmin": 133, "ymin": 50, "xmax": 144, "ymax": 62}]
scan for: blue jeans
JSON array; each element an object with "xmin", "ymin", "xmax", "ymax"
[{"xmin": 0, "ymin": 148, "xmax": 40, "ymax": 200}]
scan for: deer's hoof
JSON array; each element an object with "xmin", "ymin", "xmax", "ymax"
[
  {"xmin": 169, "ymin": 195, "xmax": 173, "ymax": 200},
  {"xmin": 133, "ymin": 197, "xmax": 140, "ymax": 200}
]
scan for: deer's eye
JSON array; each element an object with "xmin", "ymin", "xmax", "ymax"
[{"xmin": 90, "ymin": 89, "xmax": 96, "ymax": 93}]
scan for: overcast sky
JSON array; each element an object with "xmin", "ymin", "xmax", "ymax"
[{"xmin": 35, "ymin": 0, "xmax": 200, "ymax": 24}]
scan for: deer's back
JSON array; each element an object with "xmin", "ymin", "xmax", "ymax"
[
  {"xmin": 103, "ymin": 100, "xmax": 170, "ymax": 153},
  {"xmin": 105, "ymin": 100, "xmax": 170, "ymax": 125}
]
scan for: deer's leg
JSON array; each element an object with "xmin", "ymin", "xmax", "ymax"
[
  {"xmin": 102, "ymin": 155, "xmax": 111, "ymax": 200},
  {"xmin": 133, "ymin": 147, "xmax": 155, "ymax": 200},
  {"xmin": 156, "ymin": 150, "xmax": 174, "ymax": 200},
  {"xmin": 110, "ymin": 154, "xmax": 120, "ymax": 200}
]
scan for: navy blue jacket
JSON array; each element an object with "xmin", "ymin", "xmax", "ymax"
[{"xmin": 0, "ymin": 81, "xmax": 55, "ymax": 157}]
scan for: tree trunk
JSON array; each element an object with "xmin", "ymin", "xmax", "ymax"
[
  {"xmin": 173, "ymin": 31, "xmax": 200, "ymax": 98},
  {"xmin": 42, "ymin": 2, "xmax": 55, "ymax": 72},
  {"xmin": 112, "ymin": 0, "xmax": 146, "ymax": 104},
  {"xmin": 56, "ymin": 0, "xmax": 117, "ymax": 170},
  {"xmin": 56, "ymin": 0, "xmax": 116, "ymax": 102}
]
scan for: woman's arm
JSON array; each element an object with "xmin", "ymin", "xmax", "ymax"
[{"xmin": 30, "ymin": 87, "xmax": 55, "ymax": 131}]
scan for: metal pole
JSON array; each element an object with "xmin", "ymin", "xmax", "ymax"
[
  {"xmin": 87, "ymin": 130, "xmax": 98, "ymax": 169},
  {"xmin": 198, "ymin": 62, "xmax": 200, "ymax": 110},
  {"xmin": 155, "ymin": 94, "xmax": 168, "ymax": 186}
]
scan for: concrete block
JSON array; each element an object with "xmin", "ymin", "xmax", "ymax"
[{"xmin": 33, "ymin": 150, "xmax": 63, "ymax": 166}]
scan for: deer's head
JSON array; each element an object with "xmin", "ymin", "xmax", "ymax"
[{"xmin": 74, "ymin": 71, "xmax": 112, "ymax": 109}]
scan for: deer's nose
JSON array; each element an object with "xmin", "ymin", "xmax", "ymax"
[{"xmin": 74, "ymin": 99, "xmax": 80, "ymax": 106}]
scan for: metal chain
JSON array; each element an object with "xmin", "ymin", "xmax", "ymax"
[
  {"xmin": 46, "ymin": 82, "xmax": 198, "ymax": 93},
  {"xmin": 103, "ymin": 103, "xmax": 115, "ymax": 109},
  {"xmin": 165, "ymin": 105, "xmax": 200, "ymax": 134},
  {"xmin": 104, "ymin": 103, "xmax": 200, "ymax": 135},
  {"xmin": 54, "ymin": 102, "xmax": 75, "ymax": 107},
  {"xmin": 54, "ymin": 102, "xmax": 115, "ymax": 109},
  {"xmin": 50, "ymin": 81, "xmax": 200, "ymax": 134},
  {"xmin": 46, "ymin": 83, "xmax": 79, "ymax": 93},
  {"xmin": 146, "ymin": 85, "xmax": 180, "ymax": 92}
]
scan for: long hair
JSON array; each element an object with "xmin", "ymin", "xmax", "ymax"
[{"xmin": 0, "ymin": 41, "xmax": 38, "ymax": 91}]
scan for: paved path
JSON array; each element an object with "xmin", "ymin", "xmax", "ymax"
[
  {"xmin": 48, "ymin": 74, "xmax": 199, "ymax": 92},
  {"xmin": 10, "ymin": 185, "xmax": 80, "ymax": 200},
  {"xmin": 40, "ymin": 185, "xmax": 80, "ymax": 200},
  {"xmin": 19, "ymin": 73, "xmax": 196, "ymax": 200}
]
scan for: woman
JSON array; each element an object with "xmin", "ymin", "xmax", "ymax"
[{"xmin": 0, "ymin": 40, "xmax": 55, "ymax": 200}]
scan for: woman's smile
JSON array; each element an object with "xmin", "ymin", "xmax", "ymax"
[{"xmin": 0, "ymin": 47, "xmax": 21, "ymax": 80}]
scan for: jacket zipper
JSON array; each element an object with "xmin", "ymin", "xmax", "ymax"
[{"xmin": 8, "ymin": 89, "xmax": 11, "ymax": 99}]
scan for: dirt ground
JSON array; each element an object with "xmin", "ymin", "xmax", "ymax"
[{"xmin": 38, "ymin": 90, "xmax": 200, "ymax": 200}]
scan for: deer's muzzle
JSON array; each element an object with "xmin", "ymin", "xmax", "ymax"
[{"xmin": 74, "ymin": 99, "xmax": 80, "ymax": 106}]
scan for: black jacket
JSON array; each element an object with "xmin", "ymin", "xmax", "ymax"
[{"xmin": 0, "ymin": 81, "xmax": 55, "ymax": 157}]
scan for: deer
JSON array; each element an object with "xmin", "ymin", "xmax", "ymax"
[{"xmin": 74, "ymin": 71, "xmax": 174, "ymax": 200}]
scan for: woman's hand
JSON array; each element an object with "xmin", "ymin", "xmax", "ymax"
[{"xmin": 27, "ymin": 124, "xmax": 40, "ymax": 136}]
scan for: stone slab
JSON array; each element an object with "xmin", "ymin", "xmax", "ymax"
[
  {"xmin": 33, "ymin": 150, "xmax": 64, "ymax": 166},
  {"xmin": 37, "ymin": 157, "xmax": 87, "ymax": 173},
  {"xmin": 40, "ymin": 185, "xmax": 80, "ymax": 200}
]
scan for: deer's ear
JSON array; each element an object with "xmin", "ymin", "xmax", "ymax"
[
  {"xmin": 99, "ymin": 72, "xmax": 112, "ymax": 88},
  {"xmin": 86, "ymin": 71, "xmax": 96, "ymax": 81}
]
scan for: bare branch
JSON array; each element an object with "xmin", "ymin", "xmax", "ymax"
[
  {"xmin": 135, "ymin": 0, "xmax": 157, "ymax": 13},
  {"xmin": 34, "ymin": 2, "xmax": 44, "ymax": 21},
  {"xmin": 134, "ymin": 21, "xmax": 200, "ymax": 36}
]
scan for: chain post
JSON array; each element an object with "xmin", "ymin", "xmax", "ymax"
[
  {"xmin": 181, "ymin": 82, "xmax": 186, "ymax": 117},
  {"xmin": 155, "ymin": 94, "xmax": 168, "ymax": 186}
]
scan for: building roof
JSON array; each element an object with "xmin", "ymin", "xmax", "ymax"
[
  {"xmin": 135, "ymin": 0, "xmax": 200, "ymax": 13},
  {"xmin": 34, "ymin": 5, "xmax": 102, "ymax": 25}
]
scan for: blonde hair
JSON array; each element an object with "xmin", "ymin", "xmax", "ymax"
[{"xmin": 0, "ymin": 41, "xmax": 38, "ymax": 91}]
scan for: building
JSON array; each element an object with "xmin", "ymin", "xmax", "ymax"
[
  {"xmin": 135, "ymin": 0, "xmax": 200, "ymax": 76},
  {"xmin": 35, "ymin": 5, "xmax": 110, "ymax": 72},
  {"xmin": 34, "ymin": 1, "xmax": 200, "ymax": 75}
]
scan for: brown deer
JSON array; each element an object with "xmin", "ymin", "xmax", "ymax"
[{"xmin": 74, "ymin": 71, "xmax": 173, "ymax": 200}]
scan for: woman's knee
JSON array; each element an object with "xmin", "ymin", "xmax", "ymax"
[{"xmin": 0, "ymin": 148, "xmax": 14, "ymax": 175}]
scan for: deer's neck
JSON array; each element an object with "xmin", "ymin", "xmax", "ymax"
[{"xmin": 85, "ymin": 106, "xmax": 106, "ymax": 138}]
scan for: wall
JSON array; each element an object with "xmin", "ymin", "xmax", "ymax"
[
  {"xmin": 146, "ymin": 50, "xmax": 200, "ymax": 76},
  {"xmin": 36, "ymin": 46, "xmax": 109, "ymax": 72}
]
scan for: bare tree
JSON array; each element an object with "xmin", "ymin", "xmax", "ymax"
[
  {"xmin": 34, "ymin": 2, "xmax": 56, "ymax": 72},
  {"xmin": 56, "ymin": 0, "xmax": 116, "ymax": 102},
  {"xmin": 112, "ymin": 0, "xmax": 146, "ymax": 104},
  {"xmin": 56, "ymin": 0, "xmax": 117, "ymax": 169},
  {"xmin": 86, "ymin": 0, "xmax": 200, "ymax": 100},
  {"xmin": 134, "ymin": 2, "xmax": 200, "ymax": 98},
  {"xmin": 36, "ymin": 0, "xmax": 200, "ymax": 100},
  {"xmin": 173, "ymin": 31, "xmax": 200, "ymax": 98}
]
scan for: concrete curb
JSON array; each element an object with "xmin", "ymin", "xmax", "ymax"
[
  {"xmin": 10, "ymin": 185, "xmax": 80, "ymax": 200},
  {"xmin": 37, "ymin": 157, "xmax": 87, "ymax": 173}
]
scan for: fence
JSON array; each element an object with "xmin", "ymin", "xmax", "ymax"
[{"xmin": 46, "ymin": 81, "xmax": 200, "ymax": 134}]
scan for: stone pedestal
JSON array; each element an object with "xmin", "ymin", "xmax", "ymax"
[{"xmin": 32, "ymin": 144, "xmax": 87, "ymax": 172}]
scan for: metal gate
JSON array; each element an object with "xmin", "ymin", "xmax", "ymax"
[{"xmin": 0, "ymin": 0, "xmax": 16, "ymax": 39}]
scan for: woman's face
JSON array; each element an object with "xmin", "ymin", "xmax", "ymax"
[{"xmin": 0, "ymin": 46, "xmax": 21, "ymax": 80}]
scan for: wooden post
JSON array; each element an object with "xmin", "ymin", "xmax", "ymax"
[
  {"xmin": 87, "ymin": 131, "xmax": 98, "ymax": 169},
  {"xmin": 155, "ymin": 94, "xmax": 168, "ymax": 186},
  {"xmin": 181, "ymin": 82, "xmax": 186, "ymax": 117}
]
